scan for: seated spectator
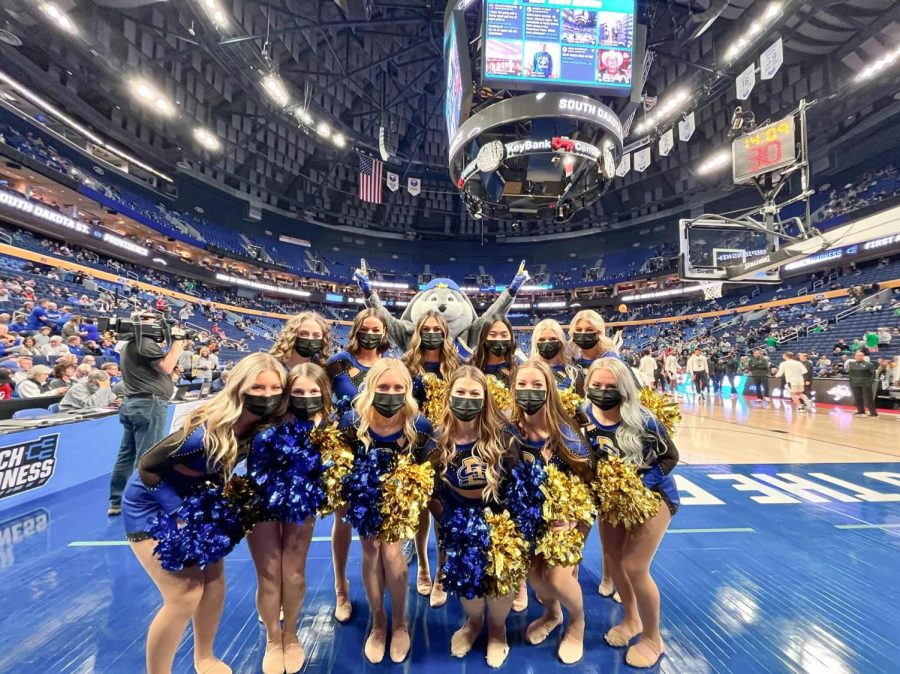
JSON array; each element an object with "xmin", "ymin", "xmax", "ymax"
[
  {"xmin": 83, "ymin": 340, "xmax": 103, "ymax": 357},
  {"xmin": 191, "ymin": 347, "xmax": 215, "ymax": 383},
  {"xmin": 99, "ymin": 338, "xmax": 119, "ymax": 362},
  {"xmin": 67, "ymin": 336, "xmax": 85, "ymax": 356},
  {"xmin": 48, "ymin": 362, "xmax": 75, "ymax": 392},
  {"xmin": 0, "ymin": 287, "xmax": 12, "ymax": 309},
  {"xmin": 74, "ymin": 363, "xmax": 93, "ymax": 382},
  {"xmin": 41, "ymin": 336, "xmax": 69, "ymax": 358},
  {"xmin": 877, "ymin": 327, "xmax": 892, "ymax": 346},
  {"xmin": 81, "ymin": 354, "xmax": 97, "ymax": 369},
  {"xmin": 833, "ymin": 338, "xmax": 848, "ymax": 354},
  {"xmin": 61, "ymin": 316, "xmax": 83, "ymax": 340},
  {"xmin": 0, "ymin": 355, "xmax": 33, "ymax": 385},
  {"xmin": 210, "ymin": 369, "xmax": 229, "ymax": 393},
  {"xmin": 59, "ymin": 369, "xmax": 116, "ymax": 411},
  {"xmin": 8, "ymin": 314, "xmax": 28, "ymax": 334},
  {"xmin": 0, "ymin": 368, "xmax": 13, "ymax": 400},
  {"xmin": 17, "ymin": 336, "xmax": 43, "ymax": 357},
  {"xmin": 15, "ymin": 365, "xmax": 54, "ymax": 398},
  {"xmin": 101, "ymin": 361, "xmax": 121, "ymax": 385}
]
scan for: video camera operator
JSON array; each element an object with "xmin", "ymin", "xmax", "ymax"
[{"xmin": 106, "ymin": 313, "xmax": 190, "ymax": 517}]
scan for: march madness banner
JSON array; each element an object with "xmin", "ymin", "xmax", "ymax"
[{"xmin": 0, "ymin": 434, "xmax": 59, "ymax": 500}]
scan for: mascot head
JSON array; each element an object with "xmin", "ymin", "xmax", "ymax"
[{"xmin": 400, "ymin": 278, "xmax": 477, "ymax": 339}]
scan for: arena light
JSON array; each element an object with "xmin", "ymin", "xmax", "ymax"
[
  {"xmin": 294, "ymin": 107, "xmax": 313, "ymax": 126},
  {"xmin": 316, "ymin": 121, "xmax": 331, "ymax": 138},
  {"xmin": 193, "ymin": 127, "xmax": 221, "ymax": 152},
  {"xmin": 130, "ymin": 78, "xmax": 176, "ymax": 118},
  {"xmin": 723, "ymin": 2, "xmax": 782, "ymax": 63},
  {"xmin": 261, "ymin": 73, "xmax": 290, "ymax": 108},
  {"xmin": 633, "ymin": 89, "xmax": 689, "ymax": 136},
  {"xmin": 856, "ymin": 46, "xmax": 900, "ymax": 82},
  {"xmin": 332, "ymin": 132, "xmax": 346, "ymax": 148},
  {"xmin": 536, "ymin": 301, "xmax": 567, "ymax": 308},
  {"xmin": 620, "ymin": 286, "xmax": 706, "ymax": 302},
  {"xmin": 215, "ymin": 273, "xmax": 311, "ymax": 297},
  {"xmin": 40, "ymin": 3, "xmax": 77, "ymax": 34},
  {"xmin": 200, "ymin": 0, "xmax": 229, "ymax": 30},
  {"xmin": 698, "ymin": 150, "xmax": 731, "ymax": 174},
  {"xmin": 369, "ymin": 280, "xmax": 410, "ymax": 290}
]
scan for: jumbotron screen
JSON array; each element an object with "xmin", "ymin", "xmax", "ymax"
[{"xmin": 482, "ymin": 0, "xmax": 636, "ymax": 95}]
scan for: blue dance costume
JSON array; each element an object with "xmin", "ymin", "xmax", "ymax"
[
  {"xmin": 325, "ymin": 351, "xmax": 373, "ymax": 411},
  {"xmin": 549, "ymin": 363, "xmax": 584, "ymax": 393},
  {"xmin": 581, "ymin": 405, "xmax": 681, "ymax": 515},
  {"xmin": 410, "ymin": 361, "xmax": 443, "ymax": 407}
]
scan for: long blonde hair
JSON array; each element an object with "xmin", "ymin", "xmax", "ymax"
[
  {"xmin": 437, "ymin": 365, "xmax": 509, "ymax": 503},
  {"xmin": 530, "ymin": 318, "xmax": 579, "ymax": 385},
  {"xmin": 353, "ymin": 358, "xmax": 420, "ymax": 450},
  {"xmin": 180, "ymin": 352, "xmax": 287, "ymax": 476},
  {"xmin": 402, "ymin": 310, "xmax": 460, "ymax": 380},
  {"xmin": 347, "ymin": 308, "xmax": 389, "ymax": 355},
  {"xmin": 584, "ymin": 357, "xmax": 662, "ymax": 468},
  {"xmin": 270, "ymin": 311, "xmax": 331, "ymax": 362},
  {"xmin": 568, "ymin": 309, "xmax": 617, "ymax": 359},
  {"xmin": 510, "ymin": 358, "xmax": 593, "ymax": 484},
  {"xmin": 287, "ymin": 362, "xmax": 334, "ymax": 422}
]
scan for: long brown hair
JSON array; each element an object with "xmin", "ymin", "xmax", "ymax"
[
  {"xmin": 437, "ymin": 365, "xmax": 509, "ymax": 503},
  {"xmin": 347, "ymin": 308, "xmax": 389, "ymax": 356},
  {"xmin": 402, "ymin": 310, "xmax": 460, "ymax": 380},
  {"xmin": 287, "ymin": 362, "xmax": 334, "ymax": 422},
  {"xmin": 510, "ymin": 358, "xmax": 592, "ymax": 483},
  {"xmin": 470, "ymin": 317, "xmax": 517, "ymax": 371},
  {"xmin": 270, "ymin": 311, "xmax": 331, "ymax": 362}
]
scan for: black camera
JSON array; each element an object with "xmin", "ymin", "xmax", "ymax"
[{"xmin": 99, "ymin": 312, "xmax": 196, "ymax": 343}]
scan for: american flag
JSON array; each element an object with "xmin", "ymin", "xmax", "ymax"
[{"xmin": 357, "ymin": 153, "xmax": 383, "ymax": 204}]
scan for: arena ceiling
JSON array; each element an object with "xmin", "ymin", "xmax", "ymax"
[{"xmin": 0, "ymin": 0, "xmax": 899, "ymax": 240}]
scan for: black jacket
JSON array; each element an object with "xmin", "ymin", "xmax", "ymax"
[{"xmin": 747, "ymin": 356, "xmax": 770, "ymax": 377}]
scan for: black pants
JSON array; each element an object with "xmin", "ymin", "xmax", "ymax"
[
  {"xmin": 850, "ymin": 384, "xmax": 878, "ymax": 416},
  {"xmin": 751, "ymin": 375, "xmax": 769, "ymax": 399},
  {"xmin": 692, "ymin": 371, "xmax": 708, "ymax": 394}
]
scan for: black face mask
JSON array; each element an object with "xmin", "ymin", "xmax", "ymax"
[
  {"xmin": 588, "ymin": 388, "xmax": 622, "ymax": 411},
  {"xmin": 449, "ymin": 396, "xmax": 484, "ymax": 422},
  {"xmin": 357, "ymin": 332, "xmax": 383, "ymax": 350},
  {"xmin": 244, "ymin": 394, "xmax": 282, "ymax": 419},
  {"xmin": 373, "ymin": 392, "xmax": 405, "ymax": 418},
  {"xmin": 289, "ymin": 394, "xmax": 324, "ymax": 420},
  {"xmin": 294, "ymin": 337, "xmax": 323, "ymax": 358},
  {"xmin": 537, "ymin": 340, "xmax": 562, "ymax": 360},
  {"xmin": 515, "ymin": 389, "xmax": 546, "ymax": 415},
  {"xmin": 421, "ymin": 332, "xmax": 445, "ymax": 351},
  {"xmin": 485, "ymin": 339, "xmax": 511, "ymax": 356},
  {"xmin": 573, "ymin": 332, "xmax": 599, "ymax": 350}
]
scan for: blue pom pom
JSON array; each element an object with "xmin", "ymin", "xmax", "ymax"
[
  {"xmin": 247, "ymin": 420, "xmax": 328, "ymax": 525},
  {"xmin": 341, "ymin": 446, "xmax": 393, "ymax": 539},
  {"xmin": 439, "ymin": 505, "xmax": 490, "ymax": 599},
  {"xmin": 502, "ymin": 461, "xmax": 547, "ymax": 544}
]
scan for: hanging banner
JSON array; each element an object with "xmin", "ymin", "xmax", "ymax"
[
  {"xmin": 760, "ymin": 38, "xmax": 784, "ymax": 80},
  {"xmin": 634, "ymin": 147, "xmax": 651, "ymax": 172},
  {"xmin": 678, "ymin": 111, "xmax": 695, "ymax": 142},
  {"xmin": 736, "ymin": 63, "xmax": 756, "ymax": 100},
  {"xmin": 386, "ymin": 171, "xmax": 399, "ymax": 192},
  {"xmin": 616, "ymin": 152, "xmax": 631, "ymax": 177},
  {"xmin": 407, "ymin": 177, "xmax": 421, "ymax": 196},
  {"xmin": 658, "ymin": 128, "xmax": 674, "ymax": 157}
]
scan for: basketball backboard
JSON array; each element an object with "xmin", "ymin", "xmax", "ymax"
[{"xmin": 678, "ymin": 218, "xmax": 782, "ymax": 284}]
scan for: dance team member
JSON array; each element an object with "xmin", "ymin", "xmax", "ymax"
[
  {"xmin": 246, "ymin": 363, "xmax": 334, "ymax": 674},
  {"xmin": 325, "ymin": 307, "xmax": 388, "ymax": 622},
  {"xmin": 581, "ymin": 357, "xmax": 680, "ymax": 668},
  {"xmin": 401, "ymin": 311, "xmax": 459, "ymax": 605},
  {"xmin": 471, "ymin": 317, "xmax": 519, "ymax": 389},
  {"xmin": 269, "ymin": 311, "xmax": 331, "ymax": 370},
  {"xmin": 569, "ymin": 309, "xmax": 618, "ymax": 368},
  {"xmin": 434, "ymin": 366, "xmax": 518, "ymax": 668},
  {"xmin": 122, "ymin": 353, "xmax": 286, "ymax": 674},
  {"xmin": 339, "ymin": 358, "xmax": 435, "ymax": 664},
  {"xmin": 531, "ymin": 319, "xmax": 583, "ymax": 393},
  {"xmin": 510, "ymin": 359, "xmax": 594, "ymax": 664}
]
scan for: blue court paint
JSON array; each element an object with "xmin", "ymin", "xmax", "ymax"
[{"xmin": 1, "ymin": 465, "xmax": 899, "ymax": 673}]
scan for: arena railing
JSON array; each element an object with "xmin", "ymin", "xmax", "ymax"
[{"xmin": 1, "ymin": 241, "xmax": 898, "ymax": 331}]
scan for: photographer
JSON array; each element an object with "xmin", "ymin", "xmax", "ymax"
[{"xmin": 107, "ymin": 315, "xmax": 188, "ymax": 517}]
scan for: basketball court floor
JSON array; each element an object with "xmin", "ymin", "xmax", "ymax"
[{"xmin": 1, "ymin": 397, "xmax": 897, "ymax": 674}]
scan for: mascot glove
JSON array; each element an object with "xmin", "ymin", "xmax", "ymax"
[
  {"xmin": 508, "ymin": 270, "xmax": 530, "ymax": 295},
  {"xmin": 353, "ymin": 268, "xmax": 373, "ymax": 296}
]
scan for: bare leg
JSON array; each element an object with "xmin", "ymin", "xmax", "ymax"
[
  {"xmin": 414, "ymin": 510, "xmax": 432, "ymax": 595},
  {"xmin": 130, "ymin": 539, "xmax": 205, "ymax": 674},
  {"xmin": 382, "ymin": 541, "xmax": 411, "ymax": 663},
  {"xmin": 281, "ymin": 518, "xmax": 315, "ymax": 673},
  {"xmin": 360, "ymin": 538, "xmax": 387, "ymax": 664},
  {"xmin": 512, "ymin": 578, "xmax": 528, "ymax": 612},
  {"xmin": 247, "ymin": 522, "xmax": 285, "ymax": 674},
  {"xmin": 192, "ymin": 561, "xmax": 230, "ymax": 674},
  {"xmin": 486, "ymin": 593, "xmax": 514, "ymax": 668},
  {"xmin": 530, "ymin": 558, "xmax": 585, "ymax": 664},
  {"xmin": 601, "ymin": 521, "xmax": 642, "ymax": 646},
  {"xmin": 524, "ymin": 561, "xmax": 562, "ymax": 646},
  {"xmin": 451, "ymin": 597, "xmax": 485, "ymax": 657},
  {"xmin": 430, "ymin": 519, "xmax": 447, "ymax": 607},
  {"xmin": 332, "ymin": 509, "xmax": 353, "ymax": 622}
]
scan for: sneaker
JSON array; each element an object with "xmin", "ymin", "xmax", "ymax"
[
  {"xmin": 868, "ymin": 414, "xmax": 879, "ymax": 418},
  {"xmin": 854, "ymin": 412, "xmax": 867, "ymax": 417},
  {"xmin": 797, "ymin": 406, "xmax": 806, "ymax": 413},
  {"xmin": 107, "ymin": 503, "xmax": 121, "ymax": 517},
  {"xmin": 764, "ymin": 397, "xmax": 771, "ymax": 401}
]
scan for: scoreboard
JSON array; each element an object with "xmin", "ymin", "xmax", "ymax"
[{"xmin": 732, "ymin": 116, "xmax": 797, "ymax": 184}]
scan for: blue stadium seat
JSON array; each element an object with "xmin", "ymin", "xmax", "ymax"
[
  {"xmin": 12, "ymin": 408, "xmax": 51, "ymax": 419},
  {"xmin": 47, "ymin": 403, "xmax": 61, "ymax": 414}
]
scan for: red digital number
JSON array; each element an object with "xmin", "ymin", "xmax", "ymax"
[{"xmin": 747, "ymin": 139, "xmax": 782, "ymax": 172}]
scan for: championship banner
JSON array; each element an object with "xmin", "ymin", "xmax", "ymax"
[
  {"xmin": 760, "ymin": 38, "xmax": 784, "ymax": 80},
  {"xmin": 737, "ymin": 63, "xmax": 756, "ymax": 100},
  {"xmin": 679, "ymin": 111, "xmax": 695, "ymax": 142},
  {"xmin": 407, "ymin": 177, "xmax": 421, "ymax": 196},
  {"xmin": 659, "ymin": 128, "xmax": 674, "ymax": 157},
  {"xmin": 616, "ymin": 152, "xmax": 631, "ymax": 177},
  {"xmin": 386, "ymin": 171, "xmax": 400, "ymax": 192},
  {"xmin": 634, "ymin": 147, "xmax": 651, "ymax": 172}
]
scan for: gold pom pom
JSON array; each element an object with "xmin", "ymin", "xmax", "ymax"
[
  {"xmin": 378, "ymin": 455, "xmax": 436, "ymax": 543},
  {"xmin": 535, "ymin": 465, "xmax": 595, "ymax": 567},
  {"xmin": 313, "ymin": 422, "xmax": 355, "ymax": 516},
  {"xmin": 484, "ymin": 509, "xmax": 531, "ymax": 598},
  {"xmin": 422, "ymin": 374, "xmax": 449, "ymax": 426},
  {"xmin": 592, "ymin": 454, "xmax": 660, "ymax": 529},
  {"xmin": 559, "ymin": 386, "xmax": 584, "ymax": 419},
  {"xmin": 639, "ymin": 387, "xmax": 682, "ymax": 437},
  {"xmin": 222, "ymin": 475, "xmax": 261, "ymax": 533},
  {"xmin": 486, "ymin": 375, "xmax": 513, "ymax": 414}
]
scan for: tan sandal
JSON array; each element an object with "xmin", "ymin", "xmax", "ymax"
[
  {"xmin": 389, "ymin": 626, "xmax": 411, "ymax": 663},
  {"xmin": 525, "ymin": 613, "xmax": 562, "ymax": 645},
  {"xmin": 430, "ymin": 580, "xmax": 448, "ymax": 608},
  {"xmin": 604, "ymin": 622, "xmax": 642, "ymax": 647},
  {"xmin": 626, "ymin": 639, "xmax": 665, "ymax": 668},
  {"xmin": 261, "ymin": 641, "xmax": 284, "ymax": 674}
]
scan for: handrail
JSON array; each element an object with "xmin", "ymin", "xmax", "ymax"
[
  {"xmin": 835, "ymin": 304, "xmax": 861, "ymax": 324},
  {"xmin": 0, "ymin": 232, "xmax": 11, "ymax": 245}
]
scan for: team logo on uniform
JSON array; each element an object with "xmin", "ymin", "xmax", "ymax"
[
  {"xmin": 0, "ymin": 434, "xmax": 58, "ymax": 500},
  {"xmin": 456, "ymin": 456, "xmax": 486, "ymax": 487}
]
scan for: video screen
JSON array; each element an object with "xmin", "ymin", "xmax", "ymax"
[
  {"xmin": 444, "ymin": 12, "xmax": 472, "ymax": 146},
  {"xmin": 482, "ymin": 0, "xmax": 636, "ymax": 93}
]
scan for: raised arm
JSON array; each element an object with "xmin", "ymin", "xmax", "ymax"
[
  {"xmin": 463, "ymin": 262, "xmax": 530, "ymax": 349},
  {"xmin": 354, "ymin": 260, "xmax": 415, "ymax": 348}
]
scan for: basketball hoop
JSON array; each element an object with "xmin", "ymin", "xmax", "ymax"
[{"xmin": 700, "ymin": 280, "xmax": 724, "ymax": 300}]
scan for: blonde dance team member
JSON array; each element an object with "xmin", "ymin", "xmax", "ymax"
[
  {"xmin": 569, "ymin": 309, "xmax": 618, "ymax": 369},
  {"xmin": 122, "ymin": 353, "xmax": 286, "ymax": 674},
  {"xmin": 339, "ymin": 359, "xmax": 435, "ymax": 663},
  {"xmin": 531, "ymin": 319, "xmax": 584, "ymax": 392},
  {"xmin": 246, "ymin": 364, "xmax": 334, "ymax": 674},
  {"xmin": 269, "ymin": 311, "xmax": 331, "ymax": 369},
  {"xmin": 581, "ymin": 357, "xmax": 680, "ymax": 668}
]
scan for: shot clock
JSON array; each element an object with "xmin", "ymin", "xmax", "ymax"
[{"xmin": 732, "ymin": 115, "xmax": 798, "ymax": 184}]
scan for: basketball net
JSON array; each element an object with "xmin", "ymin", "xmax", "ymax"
[{"xmin": 700, "ymin": 280, "xmax": 724, "ymax": 300}]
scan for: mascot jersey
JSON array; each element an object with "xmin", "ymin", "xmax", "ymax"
[{"xmin": 365, "ymin": 278, "xmax": 516, "ymax": 359}]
